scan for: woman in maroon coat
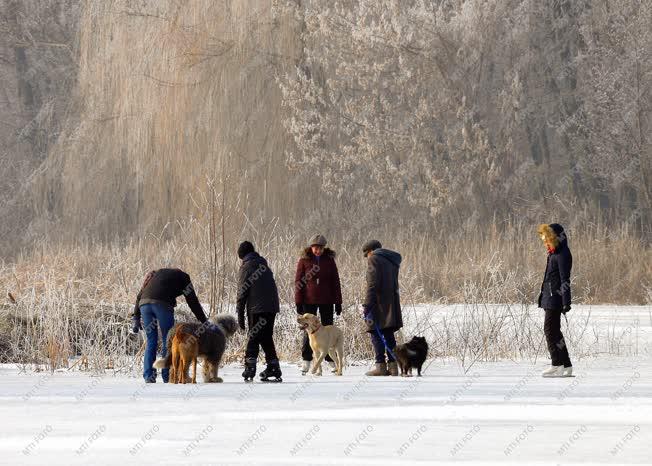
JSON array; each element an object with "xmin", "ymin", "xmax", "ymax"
[{"xmin": 295, "ymin": 234, "xmax": 343, "ymax": 374}]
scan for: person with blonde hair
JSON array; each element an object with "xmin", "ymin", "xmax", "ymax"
[{"xmin": 537, "ymin": 223, "xmax": 573, "ymax": 377}]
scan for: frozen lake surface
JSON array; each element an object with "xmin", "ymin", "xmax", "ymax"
[{"xmin": 1, "ymin": 305, "xmax": 650, "ymax": 465}]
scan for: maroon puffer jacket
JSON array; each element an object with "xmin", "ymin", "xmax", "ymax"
[{"xmin": 294, "ymin": 248, "xmax": 342, "ymax": 305}]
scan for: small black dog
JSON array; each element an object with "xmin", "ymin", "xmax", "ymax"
[{"xmin": 395, "ymin": 336, "xmax": 428, "ymax": 377}]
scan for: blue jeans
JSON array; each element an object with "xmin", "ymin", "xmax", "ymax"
[
  {"xmin": 140, "ymin": 303, "xmax": 175, "ymax": 382},
  {"xmin": 370, "ymin": 327, "xmax": 397, "ymax": 363}
]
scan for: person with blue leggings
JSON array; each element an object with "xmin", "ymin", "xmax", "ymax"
[{"xmin": 131, "ymin": 269, "xmax": 208, "ymax": 383}]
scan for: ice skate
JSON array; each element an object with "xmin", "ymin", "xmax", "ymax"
[
  {"xmin": 260, "ymin": 359, "xmax": 283, "ymax": 383},
  {"xmin": 242, "ymin": 357, "xmax": 256, "ymax": 382}
]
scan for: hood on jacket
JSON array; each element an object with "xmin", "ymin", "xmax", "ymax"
[
  {"xmin": 373, "ymin": 248, "xmax": 402, "ymax": 267},
  {"xmin": 242, "ymin": 251, "xmax": 267, "ymax": 265},
  {"xmin": 537, "ymin": 223, "xmax": 567, "ymax": 250},
  {"xmin": 301, "ymin": 247, "xmax": 336, "ymax": 260}
]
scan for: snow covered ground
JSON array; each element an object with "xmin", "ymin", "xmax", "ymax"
[{"xmin": 1, "ymin": 306, "xmax": 651, "ymax": 465}]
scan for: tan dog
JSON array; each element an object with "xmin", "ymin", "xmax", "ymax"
[
  {"xmin": 170, "ymin": 324, "xmax": 199, "ymax": 384},
  {"xmin": 154, "ymin": 315, "xmax": 238, "ymax": 383},
  {"xmin": 297, "ymin": 313, "xmax": 344, "ymax": 376}
]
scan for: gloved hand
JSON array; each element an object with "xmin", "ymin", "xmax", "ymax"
[
  {"xmin": 335, "ymin": 303, "xmax": 342, "ymax": 316},
  {"xmin": 296, "ymin": 303, "xmax": 303, "ymax": 314},
  {"xmin": 238, "ymin": 313, "xmax": 246, "ymax": 331},
  {"xmin": 131, "ymin": 315, "xmax": 142, "ymax": 334},
  {"xmin": 562, "ymin": 305, "xmax": 571, "ymax": 314}
]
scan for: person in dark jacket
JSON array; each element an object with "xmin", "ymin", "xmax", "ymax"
[
  {"xmin": 294, "ymin": 234, "xmax": 343, "ymax": 375},
  {"xmin": 236, "ymin": 241, "xmax": 282, "ymax": 382},
  {"xmin": 361, "ymin": 240, "xmax": 403, "ymax": 377},
  {"xmin": 537, "ymin": 223, "xmax": 573, "ymax": 377},
  {"xmin": 131, "ymin": 268, "xmax": 208, "ymax": 383}
]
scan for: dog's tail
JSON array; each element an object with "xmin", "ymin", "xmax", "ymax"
[{"xmin": 153, "ymin": 325, "xmax": 177, "ymax": 369}]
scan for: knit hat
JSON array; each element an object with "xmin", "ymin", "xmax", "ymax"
[
  {"xmin": 308, "ymin": 234, "xmax": 327, "ymax": 247},
  {"xmin": 237, "ymin": 241, "xmax": 255, "ymax": 259},
  {"xmin": 362, "ymin": 239, "xmax": 382, "ymax": 256}
]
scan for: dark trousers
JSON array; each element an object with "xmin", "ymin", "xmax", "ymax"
[
  {"xmin": 245, "ymin": 312, "xmax": 278, "ymax": 363},
  {"xmin": 140, "ymin": 303, "xmax": 175, "ymax": 382},
  {"xmin": 544, "ymin": 309, "xmax": 572, "ymax": 367},
  {"xmin": 370, "ymin": 327, "xmax": 397, "ymax": 363},
  {"xmin": 301, "ymin": 304, "xmax": 334, "ymax": 362}
]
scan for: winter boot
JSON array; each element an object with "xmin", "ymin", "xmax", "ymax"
[
  {"xmin": 365, "ymin": 362, "xmax": 389, "ymax": 376},
  {"xmin": 260, "ymin": 359, "xmax": 283, "ymax": 382},
  {"xmin": 388, "ymin": 361, "xmax": 399, "ymax": 376},
  {"xmin": 542, "ymin": 365, "xmax": 564, "ymax": 377},
  {"xmin": 301, "ymin": 360, "xmax": 310, "ymax": 376},
  {"xmin": 242, "ymin": 357, "xmax": 256, "ymax": 382}
]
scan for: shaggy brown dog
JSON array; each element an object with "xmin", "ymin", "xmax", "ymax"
[
  {"xmin": 297, "ymin": 313, "xmax": 344, "ymax": 376},
  {"xmin": 170, "ymin": 324, "xmax": 199, "ymax": 384},
  {"xmin": 154, "ymin": 315, "xmax": 238, "ymax": 383}
]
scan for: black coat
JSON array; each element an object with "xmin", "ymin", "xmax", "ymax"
[
  {"xmin": 133, "ymin": 268, "xmax": 207, "ymax": 323},
  {"xmin": 538, "ymin": 239, "xmax": 573, "ymax": 311},
  {"xmin": 236, "ymin": 252, "xmax": 280, "ymax": 321},
  {"xmin": 364, "ymin": 248, "xmax": 403, "ymax": 332}
]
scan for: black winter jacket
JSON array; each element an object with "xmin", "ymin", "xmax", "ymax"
[
  {"xmin": 236, "ymin": 252, "xmax": 280, "ymax": 322},
  {"xmin": 538, "ymin": 239, "xmax": 573, "ymax": 311},
  {"xmin": 364, "ymin": 248, "xmax": 403, "ymax": 332},
  {"xmin": 133, "ymin": 268, "xmax": 207, "ymax": 323}
]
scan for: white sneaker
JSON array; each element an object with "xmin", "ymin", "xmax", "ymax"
[
  {"xmin": 301, "ymin": 360, "xmax": 310, "ymax": 375},
  {"xmin": 542, "ymin": 365, "xmax": 564, "ymax": 377},
  {"xmin": 562, "ymin": 366, "xmax": 573, "ymax": 377}
]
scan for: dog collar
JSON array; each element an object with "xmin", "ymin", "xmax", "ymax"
[{"xmin": 309, "ymin": 323, "xmax": 321, "ymax": 334}]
